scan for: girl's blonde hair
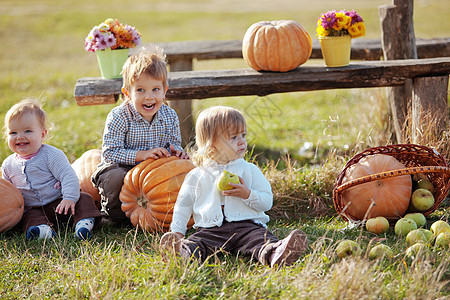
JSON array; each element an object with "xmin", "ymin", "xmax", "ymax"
[
  {"xmin": 4, "ymin": 98, "xmax": 47, "ymax": 137},
  {"xmin": 121, "ymin": 44, "xmax": 168, "ymax": 101},
  {"xmin": 193, "ymin": 106, "xmax": 246, "ymax": 165}
]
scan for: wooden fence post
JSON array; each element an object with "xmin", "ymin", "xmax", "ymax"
[
  {"xmin": 167, "ymin": 58, "xmax": 194, "ymax": 147},
  {"xmin": 411, "ymin": 76, "xmax": 449, "ymax": 144},
  {"xmin": 379, "ymin": 0, "xmax": 417, "ymax": 143}
]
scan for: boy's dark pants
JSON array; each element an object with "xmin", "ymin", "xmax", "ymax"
[
  {"xmin": 22, "ymin": 192, "xmax": 102, "ymax": 232},
  {"xmin": 182, "ymin": 220, "xmax": 279, "ymax": 264},
  {"xmin": 91, "ymin": 162, "xmax": 133, "ymax": 223}
]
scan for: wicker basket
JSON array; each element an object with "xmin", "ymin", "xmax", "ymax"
[{"xmin": 333, "ymin": 144, "xmax": 450, "ymax": 223}]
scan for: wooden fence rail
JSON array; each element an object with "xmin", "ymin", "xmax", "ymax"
[
  {"xmin": 158, "ymin": 38, "xmax": 450, "ymax": 63},
  {"xmin": 75, "ymin": 57, "xmax": 450, "ymax": 105},
  {"xmin": 74, "ymin": 38, "xmax": 450, "ymax": 145}
]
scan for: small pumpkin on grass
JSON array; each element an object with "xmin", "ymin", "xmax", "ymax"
[
  {"xmin": 242, "ymin": 20, "xmax": 312, "ymax": 72},
  {"xmin": 119, "ymin": 156, "xmax": 195, "ymax": 232},
  {"xmin": 0, "ymin": 178, "xmax": 24, "ymax": 233},
  {"xmin": 71, "ymin": 149, "xmax": 102, "ymax": 209},
  {"xmin": 341, "ymin": 154, "xmax": 412, "ymax": 220}
]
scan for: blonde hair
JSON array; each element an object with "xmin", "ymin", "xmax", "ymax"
[
  {"xmin": 194, "ymin": 106, "xmax": 246, "ymax": 165},
  {"xmin": 4, "ymin": 98, "xmax": 47, "ymax": 137},
  {"xmin": 121, "ymin": 44, "xmax": 168, "ymax": 100}
]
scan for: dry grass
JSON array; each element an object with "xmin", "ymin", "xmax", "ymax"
[{"xmin": 402, "ymin": 110, "xmax": 450, "ymax": 162}]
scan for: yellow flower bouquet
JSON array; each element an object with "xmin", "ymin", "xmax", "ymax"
[{"xmin": 316, "ymin": 10, "xmax": 365, "ymax": 38}]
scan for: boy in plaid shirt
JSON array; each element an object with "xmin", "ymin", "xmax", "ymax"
[{"xmin": 92, "ymin": 45, "xmax": 189, "ymax": 226}]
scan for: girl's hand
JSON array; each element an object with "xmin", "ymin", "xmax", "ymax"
[
  {"xmin": 169, "ymin": 144, "xmax": 190, "ymax": 159},
  {"xmin": 56, "ymin": 199, "xmax": 76, "ymax": 215},
  {"xmin": 222, "ymin": 176, "xmax": 250, "ymax": 199}
]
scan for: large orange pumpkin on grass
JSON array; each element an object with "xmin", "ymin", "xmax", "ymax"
[
  {"xmin": 341, "ymin": 154, "xmax": 412, "ymax": 220},
  {"xmin": 242, "ymin": 20, "xmax": 312, "ymax": 72},
  {"xmin": 0, "ymin": 178, "xmax": 24, "ymax": 233},
  {"xmin": 119, "ymin": 156, "xmax": 195, "ymax": 232},
  {"xmin": 71, "ymin": 149, "xmax": 102, "ymax": 209}
]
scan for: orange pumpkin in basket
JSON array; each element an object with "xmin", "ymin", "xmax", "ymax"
[
  {"xmin": 119, "ymin": 156, "xmax": 195, "ymax": 232},
  {"xmin": 242, "ymin": 20, "xmax": 312, "ymax": 72},
  {"xmin": 0, "ymin": 178, "xmax": 24, "ymax": 233},
  {"xmin": 71, "ymin": 149, "xmax": 102, "ymax": 209},
  {"xmin": 341, "ymin": 154, "xmax": 412, "ymax": 220}
]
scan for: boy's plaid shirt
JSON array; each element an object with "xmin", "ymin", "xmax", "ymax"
[{"xmin": 101, "ymin": 101, "xmax": 183, "ymax": 166}]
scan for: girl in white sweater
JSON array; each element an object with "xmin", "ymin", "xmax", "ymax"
[{"xmin": 160, "ymin": 106, "xmax": 307, "ymax": 267}]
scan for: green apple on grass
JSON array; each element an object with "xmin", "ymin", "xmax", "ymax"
[
  {"xmin": 336, "ymin": 240, "xmax": 360, "ymax": 258},
  {"xmin": 434, "ymin": 232, "xmax": 449, "ymax": 249},
  {"xmin": 217, "ymin": 170, "xmax": 240, "ymax": 191},
  {"xmin": 406, "ymin": 243, "xmax": 428, "ymax": 258},
  {"xmin": 430, "ymin": 220, "xmax": 450, "ymax": 237},
  {"xmin": 365, "ymin": 216, "xmax": 390, "ymax": 234},
  {"xmin": 368, "ymin": 244, "xmax": 394, "ymax": 260},
  {"xmin": 394, "ymin": 218, "xmax": 417, "ymax": 236},
  {"xmin": 410, "ymin": 188, "xmax": 435, "ymax": 211},
  {"xmin": 404, "ymin": 212, "xmax": 426, "ymax": 228},
  {"xmin": 405, "ymin": 229, "xmax": 428, "ymax": 245},
  {"xmin": 417, "ymin": 228, "xmax": 434, "ymax": 244}
]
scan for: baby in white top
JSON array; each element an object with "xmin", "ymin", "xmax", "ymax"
[{"xmin": 160, "ymin": 106, "xmax": 308, "ymax": 267}]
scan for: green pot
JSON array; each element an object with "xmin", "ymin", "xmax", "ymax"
[{"xmin": 96, "ymin": 48, "xmax": 129, "ymax": 79}]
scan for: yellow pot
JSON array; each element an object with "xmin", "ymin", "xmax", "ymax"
[
  {"xmin": 318, "ymin": 35, "xmax": 352, "ymax": 67},
  {"xmin": 96, "ymin": 48, "xmax": 129, "ymax": 79}
]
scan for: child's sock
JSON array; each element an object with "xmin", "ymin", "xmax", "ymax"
[
  {"xmin": 26, "ymin": 224, "xmax": 56, "ymax": 240},
  {"xmin": 74, "ymin": 218, "xmax": 95, "ymax": 240}
]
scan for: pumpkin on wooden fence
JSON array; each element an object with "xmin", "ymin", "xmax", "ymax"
[
  {"xmin": 242, "ymin": 20, "xmax": 312, "ymax": 72},
  {"xmin": 0, "ymin": 178, "xmax": 24, "ymax": 233},
  {"xmin": 119, "ymin": 156, "xmax": 195, "ymax": 232},
  {"xmin": 340, "ymin": 154, "xmax": 412, "ymax": 220},
  {"xmin": 71, "ymin": 149, "xmax": 102, "ymax": 209}
]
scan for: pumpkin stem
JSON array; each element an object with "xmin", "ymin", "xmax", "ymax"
[{"xmin": 136, "ymin": 195, "xmax": 148, "ymax": 208}]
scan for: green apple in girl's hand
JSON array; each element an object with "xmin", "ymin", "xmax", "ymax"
[{"xmin": 217, "ymin": 170, "xmax": 240, "ymax": 191}]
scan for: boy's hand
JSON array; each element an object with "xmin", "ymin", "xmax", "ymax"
[
  {"xmin": 136, "ymin": 148, "xmax": 171, "ymax": 161},
  {"xmin": 169, "ymin": 144, "xmax": 190, "ymax": 159},
  {"xmin": 222, "ymin": 176, "xmax": 250, "ymax": 199},
  {"xmin": 56, "ymin": 199, "xmax": 76, "ymax": 215}
]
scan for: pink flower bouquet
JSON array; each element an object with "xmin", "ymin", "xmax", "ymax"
[{"xmin": 85, "ymin": 18, "xmax": 142, "ymax": 52}]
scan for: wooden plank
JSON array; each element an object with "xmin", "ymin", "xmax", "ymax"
[
  {"xmin": 74, "ymin": 78, "xmax": 123, "ymax": 106},
  {"xmin": 153, "ymin": 38, "xmax": 450, "ymax": 62},
  {"xmin": 74, "ymin": 57, "xmax": 450, "ymax": 105}
]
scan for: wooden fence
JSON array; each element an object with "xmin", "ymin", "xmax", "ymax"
[{"xmin": 74, "ymin": 38, "xmax": 450, "ymax": 144}]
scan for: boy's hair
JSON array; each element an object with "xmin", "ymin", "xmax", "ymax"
[
  {"xmin": 194, "ymin": 106, "xmax": 246, "ymax": 165},
  {"xmin": 4, "ymin": 98, "xmax": 47, "ymax": 136},
  {"xmin": 121, "ymin": 44, "xmax": 168, "ymax": 97}
]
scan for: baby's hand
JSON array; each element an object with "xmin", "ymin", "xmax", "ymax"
[
  {"xmin": 222, "ymin": 176, "xmax": 250, "ymax": 199},
  {"xmin": 169, "ymin": 144, "xmax": 190, "ymax": 159},
  {"xmin": 56, "ymin": 199, "xmax": 76, "ymax": 215}
]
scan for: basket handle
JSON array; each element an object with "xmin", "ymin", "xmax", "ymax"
[{"xmin": 335, "ymin": 165, "xmax": 450, "ymax": 193}]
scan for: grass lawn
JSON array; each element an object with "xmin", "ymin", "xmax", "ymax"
[{"xmin": 0, "ymin": 0, "xmax": 449, "ymax": 298}]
